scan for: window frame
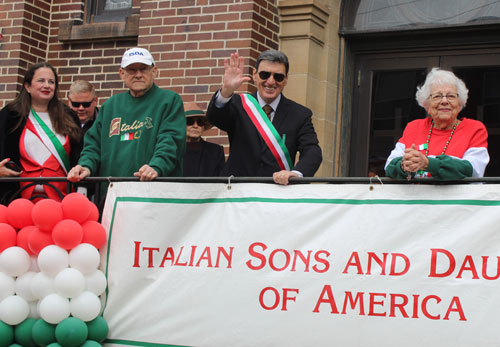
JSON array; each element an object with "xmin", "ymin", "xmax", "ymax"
[
  {"xmin": 86, "ymin": 0, "xmax": 132, "ymax": 24},
  {"xmin": 347, "ymin": 31, "xmax": 500, "ymax": 177}
]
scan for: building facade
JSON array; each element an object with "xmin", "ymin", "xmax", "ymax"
[{"xmin": 1, "ymin": 0, "xmax": 500, "ymax": 177}]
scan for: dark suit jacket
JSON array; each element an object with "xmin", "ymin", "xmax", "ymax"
[
  {"xmin": 81, "ymin": 108, "xmax": 98, "ymax": 133},
  {"xmin": 0, "ymin": 104, "xmax": 82, "ymax": 203},
  {"xmin": 206, "ymin": 91, "xmax": 322, "ymax": 177},
  {"xmin": 183, "ymin": 140, "xmax": 225, "ymax": 177}
]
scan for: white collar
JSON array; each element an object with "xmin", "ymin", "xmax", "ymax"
[{"xmin": 256, "ymin": 93, "xmax": 281, "ymax": 112}]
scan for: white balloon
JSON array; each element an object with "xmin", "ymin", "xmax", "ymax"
[
  {"xmin": 37, "ymin": 245, "xmax": 69, "ymax": 276},
  {"xmin": 85, "ymin": 270, "xmax": 107, "ymax": 296},
  {"xmin": 29, "ymin": 255, "xmax": 40, "ymax": 272},
  {"xmin": 0, "ymin": 295, "xmax": 30, "ymax": 325},
  {"xmin": 28, "ymin": 300, "xmax": 40, "ymax": 319},
  {"xmin": 0, "ymin": 272, "xmax": 15, "ymax": 301},
  {"xmin": 0, "ymin": 246, "xmax": 31, "ymax": 277},
  {"xmin": 39, "ymin": 293, "xmax": 70, "ymax": 324},
  {"xmin": 69, "ymin": 243, "xmax": 100, "ymax": 274},
  {"xmin": 55, "ymin": 268, "xmax": 85, "ymax": 298},
  {"xmin": 70, "ymin": 291, "xmax": 101, "ymax": 321},
  {"xmin": 15, "ymin": 271, "xmax": 37, "ymax": 301},
  {"xmin": 31, "ymin": 272, "xmax": 56, "ymax": 300}
]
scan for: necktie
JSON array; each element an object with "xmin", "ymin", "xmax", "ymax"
[{"xmin": 262, "ymin": 104, "xmax": 273, "ymax": 120}]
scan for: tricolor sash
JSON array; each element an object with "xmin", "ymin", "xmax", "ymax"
[
  {"xmin": 29, "ymin": 108, "xmax": 71, "ymax": 173},
  {"xmin": 239, "ymin": 94, "xmax": 293, "ymax": 171}
]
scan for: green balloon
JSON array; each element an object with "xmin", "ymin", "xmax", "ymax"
[
  {"xmin": 55, "ymin": 317, "xmax": 88, "ymax": 347},
  {"xmin": 46, "ymin": 343, "xmax": 63, "ymax": 347},
  {"xmin": 14, "ymin": 318, "xmax": 37, "ymax": 347},
  {"xmin": 8, "ymin": 344, "xmax": 23, "ymax": 347},
  {"xmin": 32, "ymin": 319, "xmax": 57, "ymax": 346},
  {"xmin": 81, "ymin": 341, "xmax": 102, "ymax": 347},
  {"xmin": 0, "ymin": 321, "xmax": 14, "ymax": 347},
  {"xmin": 86, "ymin": 316, "xmax": 109, "ymax": 342}
]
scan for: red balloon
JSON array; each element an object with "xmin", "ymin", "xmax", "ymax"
[
  {"xmin": 0, "ymin": 204, "xmax": 8, "ymax": 223},
  {"xmin": 61, "ymin": 193, "xmax": 91, "ymax": 223},
  {"xmin": 81, "ymin": 221, "xmax": 107, "ymax": 249},
  {"xmin": 86, "ymin": 203, "xmax": 100, "ymax": 222},
  {"xmin": 28, "ymin": 226, "xmax": 54, "ymax": 255},
  {"xmin": 0, "ymin": 223, "xmax": 17, "ymax": 252},
  {"xmin": 7, "ymin": 198, "xmax": 34, "ymax": 229},
  {"xmin": 32, "ymin": 199, "xmax": 63, "ymax": 232},
  {"xmin": 52, "ymin": 219, "xmax": 83, "ymax": 250},
  {"xmin": 17, "ymin": 225, "xmax": 37, "ymax": 255}
]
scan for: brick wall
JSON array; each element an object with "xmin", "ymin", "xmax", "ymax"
[
  {"xmin": 0, "ymin": 0, "xmax": 51, "ymax": 106},
  {"xmin": 137, "ymin": 0, "xmax": 280, "ymax": 149},
  {"xmin": 47, "ymin": 0, "xmax": 139, "ymax": 103},
  {"xmin": 0, "ymin": 0, "xmax": 280, "ymax": 153}
]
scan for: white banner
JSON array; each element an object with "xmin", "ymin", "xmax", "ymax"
[{"xmin": 100, "ymin": 182, "xmax": 500, "ymax": 347}]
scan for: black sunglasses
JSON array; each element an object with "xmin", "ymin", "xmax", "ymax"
[
  {"xmin": 69, "ymin": 99, "xmax": 93, "ymax": 108},
  {"xmin": 187, "ymin": 117, "xmax": 206, "ymax": 127},
  {"xmin": 258, "ymin": 71, "xmax": 286, "ymax": 82}
]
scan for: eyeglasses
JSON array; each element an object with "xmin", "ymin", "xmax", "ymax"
[
  {"xmin": 429, "ymin": 93, "xmax": 459, "ymax": 103},
  {"xmin": 258, "ymin": 71, "xmax": 286, "ymax": 83},
  {"xmin": 187, "ymin": 117, "xmax": 206, "ymax": 127},
  {"xmin": 69, "ymin": 98, "xmax": 93, "ymax": 108},
  {"xmin": 124, "ymin": 66, "xmax": 153, "ymax": 75}
]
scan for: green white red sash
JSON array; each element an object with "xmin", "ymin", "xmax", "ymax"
[
  {"xmin": 29, "ymin": 107, "xmax": 71, "ymax": 173},
  {"xmin": 239, "ymin": 94, "xmax": 293, "ymax": 171}
]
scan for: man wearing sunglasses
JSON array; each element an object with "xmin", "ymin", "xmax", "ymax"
[
  {"xmin": 206, "ymin": 49, "xmax": 322, "ymax": 185},
  {"xmin": 67, "ymin": 80, "xmax": 98, "ymax": 133},
  {"xmin": 183, "ymin": 102, "xmax": 225, "ymax": 177}
]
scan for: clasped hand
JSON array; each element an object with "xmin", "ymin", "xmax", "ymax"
[{"xmin": 401, "ymin": 144, "xmax": 429, "ymax": 173}]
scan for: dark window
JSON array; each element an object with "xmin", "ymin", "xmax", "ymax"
[
  {"xmin": 454, "ymin": 66, "xmax": 500, "ymax": 177},
  {"xmin": 370, "ymin": 69, "xmax": 427, "ymax": 160},
  {"xmin": 87, "ymin": 0, "xmax": 132, "ymax": 23}
]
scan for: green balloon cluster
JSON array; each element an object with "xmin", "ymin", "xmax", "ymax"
[
  {"xmin": 32, "ymin": 319, "xmax": 56, "ymax": 346},
  {"xmin": 0, "ymin": 321, "xmax": 14, "ymax": 347},
  {"xmin": 0, "ymin": 315, "xmax": 108, "ymax": 347},
  {"xmin": 86, "ymin": 316, "xmax": 109, "ymax": 343},
  {"xmin": 15, "ymin": 318, "xmax": 37, "ymax": 347},
  {"xmin": 55, "ymin": 317, "xmax": 88, "ymax": 347}
]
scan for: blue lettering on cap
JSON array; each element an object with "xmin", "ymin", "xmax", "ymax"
[{"xmin": 129, "ymin": 52, "xmax": 144, "ymax": 56}]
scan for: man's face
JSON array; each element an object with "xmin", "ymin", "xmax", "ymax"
[
  {"xmin": 68, "ymin": 91, "xmax": 97, "ymax": 125},
  {"xmin": 252, "ymin": 60, "xmax": 288, "ymax": 104},
  {"xmin": 119, "ymin": 63, "xmax": 158, "ymax": 97},
  {"xmin": 186, "ymin": 116, "xmax": 206, "ymax": 142}
]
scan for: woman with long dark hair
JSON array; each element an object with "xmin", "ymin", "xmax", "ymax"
[{"xmin": 0, "ymin": 62, "xmax": 82, "ymax": 203}]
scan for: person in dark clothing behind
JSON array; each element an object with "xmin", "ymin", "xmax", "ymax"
[
  {"xmin": 183, "ymin": 102, "xmax": 225, "ymax": 177},
  {"xmin": 67, "ymin": 80, "xmax": 98, "ymax": 133}
]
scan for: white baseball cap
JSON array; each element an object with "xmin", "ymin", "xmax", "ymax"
[{"xmin": 121, "ymin": 47, "xmax": 155, "ymax": 68}]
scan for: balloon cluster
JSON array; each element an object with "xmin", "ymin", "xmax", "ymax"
[{"xmin": 0, "ymin": 193, "xmax": 109, "ymax": 346}]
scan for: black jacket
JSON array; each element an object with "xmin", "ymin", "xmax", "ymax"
[
  {"xmin": 183, "ymin": 139, "xmax": 225, "ymax": 177},
  {"xmin": 206, "ymin": 92, "xmax": 322, "ymax": 177}
]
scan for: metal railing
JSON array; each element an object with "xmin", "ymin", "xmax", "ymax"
[{"xmin": 2, "ymin": 175, "xmax": 500, "ymax": 205}]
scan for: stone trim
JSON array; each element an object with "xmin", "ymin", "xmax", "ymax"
[
  {"xmin": 58, "ymin": 14, "xmax": 139, "ymax": 42},
  {"xmin": 278, "ymin": 0, "xmax": 330, "ymax": 46}
]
